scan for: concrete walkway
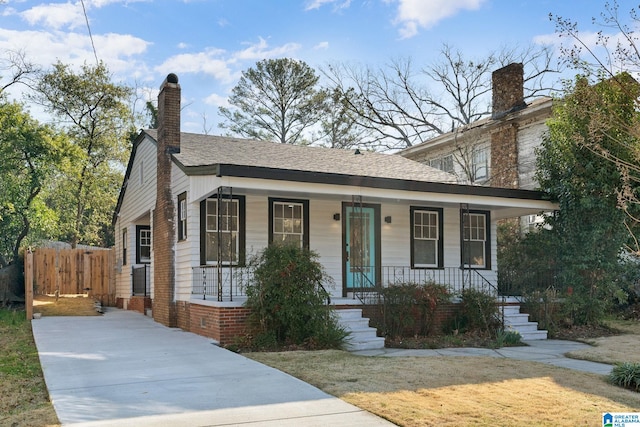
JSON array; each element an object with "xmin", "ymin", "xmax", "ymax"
[
  {"xmin": 31, "ymin": 309, "xmax": 393, "ymax": 427},
  {"xmin": 352, "ymin": 340, "xmax": 614, "ymax": 375},
  {"xmin": 32, "ymin": 309, "xmax": 614, "ymax": 426}
]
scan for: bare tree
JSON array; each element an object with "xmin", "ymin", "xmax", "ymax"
[
  {"xmin": 0, "ymin": 49, "xmax": 38, "ymax": 95},
  {"xmin": 323, "ymin": 44, "xmax": 560, "ymax": 151},
  {"xmin": 551, "ymin": 1, "xmax": 640, "ymax": 254},
  {"xmin": 551, "ymin": 1, "xmax": 640, "ymax": 79}
]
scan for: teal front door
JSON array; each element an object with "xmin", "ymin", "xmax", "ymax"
[{"xmin": 343, "ymin": 203, "xmax": 380, "ymax": 295}]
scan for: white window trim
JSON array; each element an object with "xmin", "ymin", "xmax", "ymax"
[
  {"xmin": 413, "ymin": 209, "xmax": 440, "ymax": 268},
  {"xmin": 272, "ymin": 201, "xmax": 305, "ymax": 248},
  {"xmin": 463, "ymin": 212, "xmax": 487, "ymax": 268},
  {"xmin": 205, "ymin": 198, "xmax": 239, "ymax": 265}
]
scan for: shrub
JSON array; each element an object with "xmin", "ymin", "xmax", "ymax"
[
  {"xmin": 377, "ymin": 282, "xmax": 449, "ymax": 338},
  {"xmin": 454, "ymin": 288, "xmax": 501, "ymax": 337},
  {"xmin": 244, "ymin": 244, "xmax": 348, "ymax": 349},
  {"xmin": 522, "ymin": 288, "xmax": 562, "ymax": 335},
  {"xmin": 495, "ymin": 329, "xmax": 522, "ymax": 347},
  {"xmin": 609, "ymin": 362, "xmax": 640, "ymax": 392}
]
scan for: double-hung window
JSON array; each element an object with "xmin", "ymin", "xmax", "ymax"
[
  {"xmin": 461, "ymin": 210, "xmax": 490, "ymax": 269},
  {"xmin": 178, "ymin": 192, "xmax": 187, "ymax": 241},
  {"xmin": 200, "ymin": 196, "xmax": 245, "ymax": 265},
  {"xmin": 136, "ymin": 225, "xmax": 151, "ymax": 264},
  {"xmin": 472, "ymin": 146, "xmax": 488, "ymax": 182},
  {"xmin": 269, "ymin": 198, "xmax": 309, "ymax": 249},
  {"xmin": 411, "ymin": 207, "xmax": 443, "ymax": 268},
  {"xmin": 429, "ymin": 154, "xmax": 455, "ymax": 174}
]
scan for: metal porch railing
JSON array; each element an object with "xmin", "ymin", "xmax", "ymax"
[
  {"xmin": 132, "ymin": 265, "xmax": 150, "ymax": 296},
  {"xmin": 190, "ymin": 265, "xmax": 503, "ymax": 304},
  {"xmin": 191, "ymin": 266, "xmax": 254, "ymax": 301},
  {"xmin": 380, "ymin": 266, "xmax": 499, "ymax": 297}
]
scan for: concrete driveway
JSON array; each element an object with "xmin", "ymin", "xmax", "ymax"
[{"xmin": 31, "ymin": 309, "xmax": 393, "ymax": 426}]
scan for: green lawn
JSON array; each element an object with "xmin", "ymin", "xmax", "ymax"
[{"xmin": 0, "ymin": 308, "xmax": 59, "ymax": 427}]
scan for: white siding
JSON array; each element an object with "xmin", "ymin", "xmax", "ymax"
[
  {"xmin": 518, "ymin": 121, "xmax": 547, "ymax": 190},
  {"xmin": 114, "ymin": 136, "xmax": 157, "ymax": 302},
  {"xmin": 308, "ymin": 199, "xmax": 343, "ymax": 291},
  {"xmin": 173, "ymin": 165, "xmax": 192, "ymax": 301}
]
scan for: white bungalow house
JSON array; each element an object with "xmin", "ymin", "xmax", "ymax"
[{"xmin": 112, "ymin": 74, "xmax": 557, "ymax": 346}]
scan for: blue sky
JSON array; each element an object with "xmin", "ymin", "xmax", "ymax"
[{"xmin": 0, "ymin": 0, "xmax": 634, "ymax": 133}]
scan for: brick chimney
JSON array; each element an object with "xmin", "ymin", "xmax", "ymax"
[
  {"xmin": 153, "ymin": 74, "xmax": 180, "ymax": 327},
  {"xmin": 490, "ymin": 64, "xmax": 524, "ymax": 189},
  {"xmin": 492, "ymin": 63, "xmax": 526, "ymax": 119}
]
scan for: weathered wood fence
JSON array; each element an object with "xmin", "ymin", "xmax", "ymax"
[{"xmin": 27, "ymin": 247, "xmax": 116, "ymax": 306}]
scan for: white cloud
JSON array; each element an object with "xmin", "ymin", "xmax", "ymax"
[
  {"xmin": 155, "ymin": 48, "xmax": 235, "ymax": 83},
  {"xmin": 232, "ymin": 37, "xmax": 301, "ymax": 62},
  {"xmin": 305, "ymin": 0, "xmax": 351, "ymax": 11},
  {"xmin": 21, "ymin": 2, "xmax": 86, "ymax": 30},
  {"xmin": 204, "ymin": 92, "xmax": 230, "ymax": 108},
  {"xmin": 391, "ymin": 0, "xmax": 485, "ymax": 38},
  {"xmin": 314, "ymin": 41, "xmax": 329, "ymax": 50},
  {"xmin": 0, "ymin": 27, "xmax": 150, "ymax": 81}
]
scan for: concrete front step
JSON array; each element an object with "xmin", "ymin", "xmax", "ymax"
[
  {"xmin": 519, "ymin": 330, "xmax": 548, "ymax": 340},
  {"xmin": 336, "ymin": 308, "xmax": 386, "ymax": 351},
  {"xmin": 499, "ymin": 299, "xmax": 548, "ymax": 341}
]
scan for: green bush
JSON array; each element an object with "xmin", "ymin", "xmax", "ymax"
[
  {"xmin": 244, "ymin": 244, "xmax": 348, "ymax": 349},
  {"xmin": 522, "ymin": 288, "xmax": 562, "ymax": 335},
  {"xmin": 454, "ymin": 288, "xmax": 501, "ymax": 337},
  {"xmin": 609, "ymin": 362, "xmax": 640, "ymax": 392},
  {"xmin": 377, "ymin": 282, "xmax": 449, "ymax": 338},
  {"xmin": 495, "ymin": 329, "xmax": 522, "ymax": 347}
]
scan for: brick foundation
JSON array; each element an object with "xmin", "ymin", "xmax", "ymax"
[
  {"xmin": 142, "ymin": 300, "xmax": 471, "ymax": 345},
  {"xmin": 128, "ymin": 296, "xmax": 152, "ymax": 315},
  {"xmin": 164, "ymin": 301, "xmax": 252, "ymax": 346}
]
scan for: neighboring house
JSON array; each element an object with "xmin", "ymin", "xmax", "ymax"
[
  {"xmin": 399, "ymin": 63, "xmax": 553, "ymax": 230},
  {"xmin": 112, "ymin": 73, "xmax": 556, "ymax": 345}
]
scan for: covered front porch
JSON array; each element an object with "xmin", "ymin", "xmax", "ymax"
[{"xmin": 190, "ymin": 264, "xmax": 500, "ymax": 304}]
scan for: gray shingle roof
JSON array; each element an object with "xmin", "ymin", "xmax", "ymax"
[{"xmin": 145, "ymin": 130, "xmax": 457, "ymax": 184}]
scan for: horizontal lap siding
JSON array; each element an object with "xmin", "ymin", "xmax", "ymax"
[
  {"xmin": 245, "ymin": 195, "xmax": 268, "ymax": 260},
  {"xmin": 518, "ymin": 122, "xmax": 546, "ymax": 190},
  {"xmin": 380, "ymin": 204, "xmax": 409, "ymax": 266},
  {"xmin": 114, "ymin": 137, "xmax": 157, "ymax": 300},
  {"xmin": 173, "ymin": 167, "xmax": 191, "ymax": 301},
  {"xmin": 309, "ymin": 199, "xmax": 343, "ymax": 293}
]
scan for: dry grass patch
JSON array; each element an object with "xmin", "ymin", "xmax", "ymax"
[
  {"xmin": 247, "ymin": 350, "xmax": 639, "ymax": 426},
  {"xmin": 33, "ymin": 294, "xmax": 99, "ymax": 317},
  {"xmin": 566, "ymin": 320, "xmax": 640, "ymax": 364}
]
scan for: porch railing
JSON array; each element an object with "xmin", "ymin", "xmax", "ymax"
[
  {"xmin": 191, "ymin": 266, "xmax": 254, "ymax": 301},
  {"xmin": 132, "ymin": 265, "xmax": 150, "ymax": 296},
  {"xmin": 379, "ymin": 266, "xmax": 499, "ymax": 297},
  {"xmin": 498, "ymin": 268, "xmax": 559, "ymax": 296},
  {"xmin": 191, "ymin": 265, "xmax": 500, "ymax": 302}
]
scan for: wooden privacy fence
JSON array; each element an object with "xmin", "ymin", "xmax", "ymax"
[{"xmin": 28, "ymin": 247, "xmax": 116, "ymax": 306}]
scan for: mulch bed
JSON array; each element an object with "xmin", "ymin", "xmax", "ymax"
[{"xmin": 551, "ymin": 324, "xmax": 620, "ymax": 341}]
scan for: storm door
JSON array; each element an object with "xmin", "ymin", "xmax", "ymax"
[{"xmin": 343, "ymin": 202, "xmax": 380, "ymax": 296}]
